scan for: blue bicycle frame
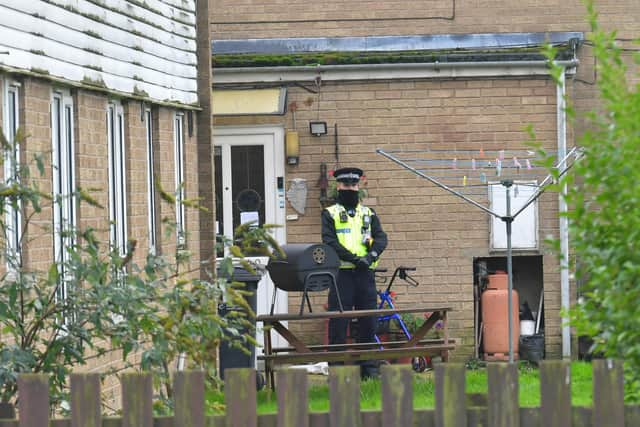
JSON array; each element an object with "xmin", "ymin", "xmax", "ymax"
[{"xmin": 373, "ymin": 267, "xmax": 418, "ymax": 344}]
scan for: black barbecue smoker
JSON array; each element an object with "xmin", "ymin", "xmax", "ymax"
[{"xmin": 267, "ymin": 243, "xmax": 343, "ymax": 315}]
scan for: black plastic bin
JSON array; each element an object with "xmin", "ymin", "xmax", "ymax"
[
  {"xmin": 217, "ymin": 267, "xmax": 260, "ymax": 381},
  {"xmin": 519, "ymin": 334, "xmax": 545, "ymax": 363}
]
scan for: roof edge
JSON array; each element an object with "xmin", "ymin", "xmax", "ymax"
[{"xmin": 212, "ymin": 32, "xmax": 584, "ymax": 55}]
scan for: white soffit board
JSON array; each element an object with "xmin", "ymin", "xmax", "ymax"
[
  {"xmin": 212, "ymin": 88, "xmax": 287, "ymax": 115},
  {"xmin": 0, "ymin": 0, "xmax": 198, "ymax": 105}
]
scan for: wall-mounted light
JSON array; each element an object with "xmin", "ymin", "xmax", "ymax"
[
  {"xmin": 285, "ymin": 130, "xmax": 300, "ymax": 165},
  {"xmin": 309, "ymin": 121, "xmax": 327, "ymax": 136}
]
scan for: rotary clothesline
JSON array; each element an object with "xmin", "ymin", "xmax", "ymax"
[
  {"xmin": 377, "ymin": 145, "xmax": 582, "ymax": 363},
  {"xmin": 377, "ymin": 146, "xmax": 582, "ymax": 219}
]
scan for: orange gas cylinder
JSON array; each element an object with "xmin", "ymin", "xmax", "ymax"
[{"xmin": 481, "ymin": 271, "xmax": 519, "ymax": 360}]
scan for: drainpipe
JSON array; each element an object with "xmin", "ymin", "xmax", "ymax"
[{"xmin": 556, "ymin": 69, "xmax": 571, "ymax": 358}]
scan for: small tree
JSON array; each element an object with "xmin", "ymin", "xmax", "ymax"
[
  {"xmin": 543, "ymin": 0, "xmax": 640, "ymax": 400},
  {"xmin": 0, "ymin": 128, "xmax": 280, "ymax": 410}
]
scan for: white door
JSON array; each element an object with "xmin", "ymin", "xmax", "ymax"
[{"xmin": 214, "ymin": 126, "xmax": 288, "ymax": 363}]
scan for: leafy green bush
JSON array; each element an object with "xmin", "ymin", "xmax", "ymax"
[
  {"xmin": 542, "ymin": 1, "xmax": 640, "ymax": 401},
  {"xmin": 0, "ymin": 129, "xmax": 280, "ymax": 410}
]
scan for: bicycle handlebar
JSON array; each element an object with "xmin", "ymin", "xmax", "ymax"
[{"xmin": 383, "ymin": 266, "xmax": 419, "ymax": 293}]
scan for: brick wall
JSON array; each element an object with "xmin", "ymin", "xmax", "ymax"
[
  {"xmin": 211, "ymin": 0, "xmax": 640, "ymax": 360},
  {"xmin": 216, "ymin": 76, "xmax": 564, "ymax": 357},
  {"xmin": 0, "ymin": 72, "xmax": 202, "ymax": 409},
  {"xmin": 211, "ymin": 0, "xmax": 640, "ymax": 39}
]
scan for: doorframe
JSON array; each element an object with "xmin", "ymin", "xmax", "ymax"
[
  {"xmin": 213, "ymin": 125, "xmax": 286, "ymax": 245},
  {"xmin": 213, "ymin": 125, "xmax": 289, "ymax": 360}
]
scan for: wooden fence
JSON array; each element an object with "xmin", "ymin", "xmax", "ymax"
[{"xmin": 1, "ymin": 360, "xmax": 638, "ymax": 426}]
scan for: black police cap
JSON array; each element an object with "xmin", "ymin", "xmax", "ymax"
[{"xmin": 334, "ymin": 167, "xmax": 363, "ymax": 184}]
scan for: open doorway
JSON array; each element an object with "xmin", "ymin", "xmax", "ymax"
[{"xmin": 473, "ymin": 255, "xmax": 544, "ymax": 360}]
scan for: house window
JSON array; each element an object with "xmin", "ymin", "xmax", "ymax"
[
  {"xmin": 3, "ymin": 79, "xmax": 21, "ymax": 269},
  {"xmin": 51, "ymin": 89, "xmax": 76, "ymax": 309},
  {"xmin": 145, "ymin": 108, "xmax": 157, "ymax": 254},
  {"xmin": 107, "ymin": 101, "xmax": 128, "ymax": 257},
  {"xmin": 174, "ymin": 112, "xmax": 185, "ymax": 245}
]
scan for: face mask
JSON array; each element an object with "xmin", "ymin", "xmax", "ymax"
[{"xmin": 337, "ymin": 190, "xmax": 359, "ymax": 208}]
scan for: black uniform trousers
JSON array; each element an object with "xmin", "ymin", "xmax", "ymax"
[{"xmin": 328, "ymin": 268, "xmax": 379, "ymax": 377}]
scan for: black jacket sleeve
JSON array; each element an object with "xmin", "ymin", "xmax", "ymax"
[
  {"xmin": 321, "ymin": 208, "xmax": 360, "ymax": 264},
  {"xmin": 369, "ymin": 208, "xmax": 387, "ymax": 258}
]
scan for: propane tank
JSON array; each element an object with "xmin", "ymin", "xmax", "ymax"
[{"xmin": 481, "ymin": 271, "xmax": 519, "ymax": 360}]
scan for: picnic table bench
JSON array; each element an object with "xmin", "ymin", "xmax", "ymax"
[{"xmin": 257, "ymin": 306, "xmax": 455, "ymax": 389}]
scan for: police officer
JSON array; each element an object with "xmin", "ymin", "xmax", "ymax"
[{"xmin": 321, "ymin": 167, "xmax": 388, "ymax": 379}]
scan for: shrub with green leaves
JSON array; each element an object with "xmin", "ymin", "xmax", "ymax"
[
  {"xmin": 543, "ymin": 1, "xmax": 640, "ymax": 401},
  {"xmin": 0, "ymin": 128, "xmax": 280, "ymax": 410}
]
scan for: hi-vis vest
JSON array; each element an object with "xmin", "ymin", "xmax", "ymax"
[{"xmin": 326, "ymin": 204, "xmax": 379, "ymax": 269}]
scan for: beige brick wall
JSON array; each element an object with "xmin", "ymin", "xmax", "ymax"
[
  {"xmin": 0, "ymin": 73, "xmax": 202, "ymax": 409},
  {"xmin": 211, "ymin": 0, "xmax": 640, "ymax": 361},
  {"xmin": 211, "ymin": 0, "xmax": 640, "ymax": 40},
  {"xmin": 216, "ymin": 76, "xmax": 564, "ymax": 358}
]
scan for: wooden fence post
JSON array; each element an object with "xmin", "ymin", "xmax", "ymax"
[
  {"xmin": 593, "ymin": 359, "xmax": 624, "ymax": 427},
  {"xmin": 18, "ymin": 374, "xmax": 49, "ymax": 427},
  {"xmin": 277, "ymin": 369, "xmax": 308, "ymax": 427},
  {"xmin": 225, "ymin": 368, "xmax": 257, "ymax": 427},
  {"xmin": 70, "ymin": 373, "xmax": 101, "ymax": 427},
  {"xmin": 121, "ymin": 373, "xmax": 153, "ymax": 427},
  {"xmin": 488, "ymin": 363, "xmax": 519, "ymax": 427},
  {"xmin": 174, "ymin": 371, "xmax": 205, "ymax": 427},
  {"xmin": 540, "ymin": 360, "xmax": 570, "ymax": 427},
  {"xmin": 329, "ymin": 366, "xmax": 360, "ymax": 427},
  {"xmin": 381, "ymin": 364, "xmax": 413, "ymax": 427},
  {"xmin": 435, "ymin": 363, "xmax": 466, "ymax": 427}
]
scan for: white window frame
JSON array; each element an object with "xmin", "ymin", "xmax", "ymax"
[
  {"xmin": 51, "ymin": 89, "xmax": 76, "ymax": 313},
  {"xmin": 174, "ymin": 112, "xmax": 185, "ymax": 245},
  {"xmin": 3, "ymin": 79, "xmax": 21, "ymax": 269},
  {"xmin": 145, "ymin": 108, "xmax": 157, "ymax": 255},
  {"xmin": 107, "ymin": 101, "xmax": 128, "ymax": 257}
]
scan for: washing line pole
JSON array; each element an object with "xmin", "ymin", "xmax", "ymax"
[{"xmin": 503, "ymin": 180, "xmax": 515, "ymax": 363}]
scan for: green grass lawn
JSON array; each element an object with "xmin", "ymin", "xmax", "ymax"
[{"xmin": 206, "ymin": 361, "xmax": 593, "ymax": 414}]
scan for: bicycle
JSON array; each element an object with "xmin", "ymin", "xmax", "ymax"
[{"xmin": 373, "ymin": 266, "xmax": 430, "ymax": 373}]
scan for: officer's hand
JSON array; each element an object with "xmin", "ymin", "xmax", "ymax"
[{"xmin": 355, "ymin": 256, "xmax": 371, "ymax": 270}]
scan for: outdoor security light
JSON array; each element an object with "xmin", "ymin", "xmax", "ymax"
[{"xmin": 309, "ymin": 121, "xmax": 327, "ymax": 136}]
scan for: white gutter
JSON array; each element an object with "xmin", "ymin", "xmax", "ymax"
[
  {"xmin": 556, "ymin": 69, "xmax": 571, "ymax": 358},
  {"xmin": 213, "ymin": 60, "xmax": 578, "ymax": 85}
]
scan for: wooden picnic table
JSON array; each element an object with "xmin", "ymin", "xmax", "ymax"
[{"xmin": 257, "ymin": 306, "xmax": 455, "ymax": 389}]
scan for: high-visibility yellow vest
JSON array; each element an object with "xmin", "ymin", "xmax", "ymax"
[{"xmin": 326, "ymin": 204, "xmax": 379, "ymax": 269}]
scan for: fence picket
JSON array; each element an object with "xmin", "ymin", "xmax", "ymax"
[
  {"xmin": 572, "ymin": 407, "xmax": 591, "ymax": 426},
  {"xmin": 361, "ymin": 411, "xmax": 381, "ymax": 427},
  {"xmin": 593, "ymin": 359, "xmax": 624, "ymax": 427},
  {"xmin": 488, "ymin": 363, "xmax": 519, "ymax": 427},
  {"xmin": 174, "ymin": 371, "xmax": 205, "ymax": 427},
  {"xmin": 519, "ymin": 407, "xmax": 540, "ymax": 427},
  {"xmin": 381, "ymin": 365, "xmax": 412, "ymax": 427},
  {"xmin": 624, "ymin": 405, "xmax": 640, "ymax": 426},
  {"xmin": 224, "ymin": 368, "xmax": 257, "ymax": 427},
  {"xmin": 121, "ymin": 373, "xmax": 153, "ymax": 427},
  {"xmin": 435, "ymin": 363, "xmax": 466, "ymax": 427},
  {"xmin": 540, "ymin": 360, "xmax": 571, "ymax": 427},
  {"xmin": 414, "ymin": 409, "xmax": 435, "ymax": 426},
  {"xmin": 276, "ymin": 369, "xmax": 308, "ymax": 427},
  {"xmin": 70, "ymin": 374, "xmax": 101, "ymax": 427},
  {"xmin": 329, "ymin": 366, "xmax": 360, "ymax": 427},
  {"xmin": 18, "ymin": 374, "xmax": 48, "ymax": 427}
]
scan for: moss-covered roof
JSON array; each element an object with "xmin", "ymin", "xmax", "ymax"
[{"xmin": 213, "ymin": 46, "xmax": 574, "ymax": 68}]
